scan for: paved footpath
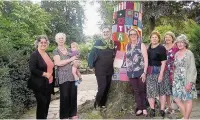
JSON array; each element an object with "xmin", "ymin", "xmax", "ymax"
[
  {"xmin": 21, "ymin": 74, "xmax": 97, "ymax": 119},
  {"xmin": 21, "ymin": 74, "xmax": 200, "ymax": 119}
]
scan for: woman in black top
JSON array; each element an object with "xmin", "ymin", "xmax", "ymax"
[
  {"xmin": 88, "ymin": 27, "xmax": 115, "ymax": 108},
  {"xmin": 28, "ymin": 35, "xmax": 54, "ymax": 119},
  {"xmin": 146, "ymin": 31, "xmax": 167, "ymax": 118}
]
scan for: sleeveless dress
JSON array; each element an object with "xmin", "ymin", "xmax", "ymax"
[{"xmin": 173, "ymin": 52, "xmax": 197, "ymax": 100}]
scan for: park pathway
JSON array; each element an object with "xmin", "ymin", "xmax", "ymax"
[
  {"xmin": 21, "ymin": 74, "xmax": 97, "ymax": 119},
  {"xmin": 21, "ymin": 74, "xmax": 200, "ymax": 119}
]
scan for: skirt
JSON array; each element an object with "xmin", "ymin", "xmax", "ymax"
[
  {"xmin": 146, "ymin": 73, "xmax": 166, "ymax": 98},
  {"xmin": 163, "ymin": 70, "xmax": 172, "ymax": 96}
]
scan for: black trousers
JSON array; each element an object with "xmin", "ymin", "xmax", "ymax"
[
  {"xmin": 33, "ymin": 83, "xmax": 52, "ymax": 119},
  {"xmin": 95, "ymin": 75, "xmax": 112, "ymax": 107},
  {"xmin": 59, "ymin": 81, "xmax": 77, "ymax": 119}
]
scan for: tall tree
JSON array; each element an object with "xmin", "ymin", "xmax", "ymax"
[
  {"xmin": 0, "ymin": 1, "xmax": 51, "ymax": 49},
  {"xmin": 41, "ymin": 1, "xmax": 85, "ymax": 43}
]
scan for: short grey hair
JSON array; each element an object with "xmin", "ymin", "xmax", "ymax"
[
  {"xmin": 34, "ymin": 35, "xmax": 49, "ymax": 48},
  {"xmin": 176, "ymin": 34, "xmax": 189, "ymax": 48},
  {"xmin": 55, "ymin": 33, "xmax": 66, "ymax": 41},
  {"xmin": 101, "ymin": 26, "xmax": 111, "ymax": 32}
]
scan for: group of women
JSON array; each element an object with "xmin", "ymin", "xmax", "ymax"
[
  {"xmin": 28, "ymin": 27, "xmax": 197, "ymax": 119},
  {"xmin": 126, "ymin": 29, "xmax": 197, "ymax": 119}
]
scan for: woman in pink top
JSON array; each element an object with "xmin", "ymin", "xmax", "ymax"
[
  {"xmin": 28, "ymin": 35, "xmax": 54, "ymax": 119},
  {"xmin": 163, "ymin": 31, "xmax": 178, "ymax": 114}
]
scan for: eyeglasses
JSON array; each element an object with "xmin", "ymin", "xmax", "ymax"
[
  {"xmin": 103, "ymin": 31, "xmax": 110, "ymax": 33},
  {"xmin": 39, "ymin": 42, "xmax": 47, "ymax": 44},
  {"xmin": 129, "ymin": 33, "xmax": 137, "ymax": 36}
]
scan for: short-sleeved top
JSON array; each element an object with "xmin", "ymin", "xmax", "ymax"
[
  {"xmin": 148, "ymin": 44, "xmax": 167, "ymax": 66},
  {"xmin": 53, "ymin": 48, "xmax": 74, "ymax": 84}
]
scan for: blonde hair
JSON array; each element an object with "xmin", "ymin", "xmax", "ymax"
[
  {"xmin": 164, "ymin": 31, "xmax": 176, "ymax": 43},
  {"xmin": 71, "ymin": 42, "xmax": 79, "ymax": 50},
  {"xmin": 55, "ymin": 33, "xmax": 66, "ymax": 42}
]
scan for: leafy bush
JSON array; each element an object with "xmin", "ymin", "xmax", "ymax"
[
  {"xmin": 189, "ymin": 25, "xmax": 200, "ymax": 90},
  {"xmin": 0, "ymin": 38, "xmax": 35, "ymax": 118}
]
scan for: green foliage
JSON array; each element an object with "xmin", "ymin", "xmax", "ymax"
[
  {"xmin": 41, "ymin": 1, "xmax": 85, "ymax": 43},
  {"xmin": 188, "ymin": 23, "xmax": 200, "ymax": 90},
  {"xmin": 0, "ymin": 1, "xmax": 51, "ymax": 49},
  {"xmin": 0, "ymin": 1, "xmax": 52, "ymax": 118},
  {"xmin": 0, "ymin": 39, "xmax": 12, "ymax": 118},
  {"xmin": 0, "ymin": 36, "xmax": 35, "ymax": 118}
]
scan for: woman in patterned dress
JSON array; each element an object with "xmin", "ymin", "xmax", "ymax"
[
  {"xmin": 53, "ymin": 33, "xmax": 78, "ymax": 119},
  {"xmin": 146, "ymin": 31, "xmax": 167, "ymax": 118},
  {"xmin": 163, "ymin": 31, "xmax": 178, "ymax": 114},
  {"xmin": 173, "ymin": 34, "xmax": 197, "ymax": 119},
  {"xmin": 125, "ymin": 28, "xmax": 148, "ymax": 116}
]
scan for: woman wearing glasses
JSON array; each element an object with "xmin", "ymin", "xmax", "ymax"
[
  {"xmin": 125, "ymin": 28, "xmax": 148, "ymax": 116},
  {"xmin": 28, "ymin": 35, "xmax": 54, "ymax": 119}
]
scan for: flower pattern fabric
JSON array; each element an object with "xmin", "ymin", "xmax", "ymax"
[
  {"xmin": 126, "ymin": 41, "xmax": 144, "ymax": 78},
  {"xmin": 173, "ymin": 53, "xmax": 197, "ymax": 100}
]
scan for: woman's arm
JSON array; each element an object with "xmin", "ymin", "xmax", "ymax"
[
  {"xmin": 29, "ymin": 53, "xmax": 45, "ymax": 77},
  {"xmin": 158, "ymin": 46, "xmax": 167, "ymax": 82},
  {"xmin": 141, "ymin": 43, "xmax": 148, "ymax": 74},
  {"xmin": 53, "ymin": 55, "xmax": 76, "ymax": 66}
]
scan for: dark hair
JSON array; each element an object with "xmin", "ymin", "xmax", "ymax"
[{"xmin": 34, "ymin": 35, "xmax": 49, "ymax": 48}]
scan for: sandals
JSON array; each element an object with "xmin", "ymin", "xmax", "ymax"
[
  {"xmin": 143, "ymin": 110, "xmax": 148, "ymax": 117},
  {"xmin": 136, "ymin": 110, "xmax": 143, "ymax": 116}
]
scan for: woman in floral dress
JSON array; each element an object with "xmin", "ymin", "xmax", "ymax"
[
  {"xmin": 163, "ymin": 31, "xmax": 178, "ymax": 114},
  {"xmin": 173, "ymin": 34, "xmax": 197, "ymax": 119}
]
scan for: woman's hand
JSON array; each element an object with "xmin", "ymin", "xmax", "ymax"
[
  {"xmin": 140, "ymin": 73, "xmax": 146, "ymax": 83},
  {"xmin": 70, "ymin": 56, "xmax": 77, "ymax": 61},
  {"xmin": 158, "ymin": 74, "xmax": 163, "ymax": 83},
  {"xmin": 43, "ymin": 72, "xmax": 51, "ymax": 79},
  {"xmin": 185, "ymin": 83, "xmax": 193, "ymax": 92}
]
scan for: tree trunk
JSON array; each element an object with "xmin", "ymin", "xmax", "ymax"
[
  {"xmin": 149, "ymin": 16, "xmax": 156, "ymax": 33},
  {"xmin": 103, "ymin": 80, "xmax": 135, "ymax": 118}
]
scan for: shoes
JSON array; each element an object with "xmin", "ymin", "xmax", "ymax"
[
  {"xmin": 70, "ymin": 115, "xmax": 78, "ymax": 119},
  {"xmin": 165, "ymin": 107, "xmax": 173, "ymax": 114},
  {"xmin": 136, "ymin": 110, "xmax": 143, "ymax": 116},
  {"xmin": 150, "ymin": 109, "xmax": 155, "ymax": 117},
  {"xmin": 160, "ymin": 110, "xmax": 165, "ymax": 118},
  {"xmin": 143, "ymin": 109, "xmax": 148, "ymax": 117}
]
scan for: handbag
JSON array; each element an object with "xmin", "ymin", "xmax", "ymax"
[{"xmin": 54, "ymin": 66, "xmax": 59, "ymax": 87}]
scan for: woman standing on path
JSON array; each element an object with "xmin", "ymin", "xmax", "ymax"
[
  {"xmin": 88, "ymin": 27, "xmax": 115, "ymax": 108},
  {"xmin": 173, "ymin": 34, "xmax": 197, "ymax": 119},
  {"xmin": 146, "ymin": 31, "xmax": 167, "ymax": 118},
  {"xmin": 125, "ymin": 28, "xmax": 148, "ymax": 116},
  {"xmin": 163, "ymin": 31, "xmax": 178, "ymax": 114},
  {"xmin": 28, "ymin": 35, "xmax": 54, "ymax": 119},
  {"xmin": 53, "ymin": 33, "xmax": 78, "ymax": 119}
]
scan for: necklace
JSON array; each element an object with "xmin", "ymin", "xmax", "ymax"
[{"xmin": 58, "ymin": 47, "xmax": 66, "ymax": 51}]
